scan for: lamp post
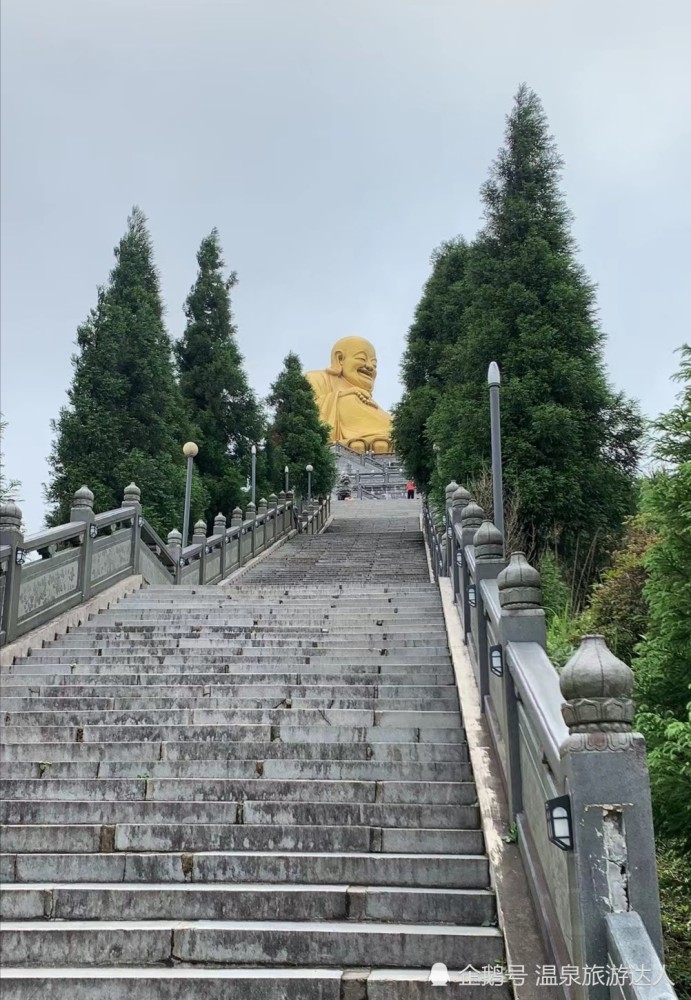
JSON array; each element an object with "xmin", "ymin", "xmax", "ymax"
[
  {"xmin": 305, "ymin": 464, "xmax": 313, "ymax": 503},
  {"xmin": 487, "ymin": 362, "xmax": 504, "ymax": 549},
  {"xmin": 182, "ymin": 441, "xmax": 199, "ymax": 546},
  {"xmin": 251, "ymin": 444, "xmax": 257, "ymax": 507},
  {"xmin": 284, "ymin": 465, "xmax": 290, "ymax": 494}
]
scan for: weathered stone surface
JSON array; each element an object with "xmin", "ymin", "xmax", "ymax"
[{"xmin": 0, "ymin": 501, "xmax": 505, "ymax": 992}]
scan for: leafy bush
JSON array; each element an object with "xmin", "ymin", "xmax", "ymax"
[
  {"xmin": 638, "ymin": 711, "xmax": 691, "ymax": 848},
  {"xmin": 587, "ymin": 514, "xmax": 654, "ymax": 665},
  {"xmin": 656, "ymin": 838, "xmax": 691, "ymax": 998}
]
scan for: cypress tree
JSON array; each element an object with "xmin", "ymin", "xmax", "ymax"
[
  {"xmin": 428, "ymin": 86, "xmax": 642, "ymax": 566},
  {"xmin": 175, "ymin": 230, "xmax": 265, "ymax": 525},
  {"xmin": 46, "ymin": 208, "xmax": 205, "ymax": 536},
  {"xmin": 393, "ymin": 239, "xmax": 471, "ymax": 494},
  {"xmin": 267, "ymin": 353, "xmax": 336, "ymax": 499}
]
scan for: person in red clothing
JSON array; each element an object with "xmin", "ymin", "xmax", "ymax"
[{"xmin": 406, "ymin": 480, "xmax": 415, "ymax": 499}]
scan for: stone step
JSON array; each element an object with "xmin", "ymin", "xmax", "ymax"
[
  {"xmin": 58, "ymin": 624, "xmax": 447, "ymax": 638},
  {"xmin": 46, "ymin": 640, "xmax": 448, "ymax": 654},
  {"xmin": 0, "ymin": 918, "xmax": 504, "ymax": 968},
  {"xmin": 1, "ymin": 824, "xmax": 485, "ymax": 855},
  {"xmin": 1, "ymin": 851, "xmax": 490, "ymax": 888},
  {"xmin": 1, "ymin": 697, "xmax": 459, "ymax": 714},
  {"xmin": 0, "ymin": 759, "xmax": 472, "ymax": 782},
  {"xmin": 0, "ymin": 882, "xmax": 496, "ymax": 924},
  {"xmin": 1, "ymin": 667, "xmax": 457, "ymax": 683},
  {"xmin": 16, "ymin": 649, "xmax": 452, "ymax": 664},
  {"xmin": 0, "ymin": 967, "xmax": 512, "ymax": 999},
  {"xmin": 0, "ymin": 800, "xmax": 479, "ymax": 830},
  {"xmin": 0, "ymin": 709, "xmax": 461, "ymax": 728},
  {"xmin": 0, "ymin": 682, "xmax": 459, "ymax": 701},
  {"xmin": 0, "ymin": 777, "xmax": 475, "ymax": 804},
  {"xmin": 0, "ymin": 509, "xmax": 507, "ymax": 989},
  {"xmin": 1, "ymin": 725, "xmax": 465, "ymax": 745},
  {"xmin": 1, "ymin": 740, "xmax": 469, "ymax": 763}
]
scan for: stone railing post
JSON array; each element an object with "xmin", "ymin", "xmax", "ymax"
[
  {"xmin": 167, "ymin": 529, "xmax": 182, "ymax": 560},
  {"xmin": 444, "ymin": 480, "xmax": 459, "ymax": 570},
  {"xmin": 167, "ymin": 529, "xmax": 182, "ymax": 582},
  {"xmin": 277, "ymin": 491, "xmax": 286, "ymax": 535},
  {"xmin": 257, "ymin": 498, "xmax": 268, "ymax": 551},
  {"xmin": 192, "ymin": 519, "xmax": 207, "ymax": 583},
  {"xmin": 70, "ymin": 486, "xmax": 95, "ymax": 602},
  {"xmin": 230, "ymin": 508, "xmax": 243, "ymax": 569},
  {"xmin": 472, "ymin": 520, "xmax": 506, "ymax": 711},
  {"xmin": 497, "ymin": 552, "xmax": 545, "ymax": 819},
  {"xmin": 122, "ymin": 482, "xmax": 142, "ymax": 572},
  {"xmin": 193, "ymin": 518, "xmax": 207, "ymax": 576},
  {"xmin": 246, "ymin": 501, "xmax": 257, "ymax": 558},
  {"xmin": 558, "ymin": 636, "xmax": 664, "ymax": 998},
  {"xmin": 213, "ymin": 513, "xmax": 226, "ymax": 578},
  {"xmin": 0, "ymin": 501, "xmax": 24, "ymax": 645},
  {"xmin": 450, "ymin": 486, "xmax": 471, "ymax": 600},
  {"xmin": 268, "ymin": 494, "xmax": 278, "ymax": 543},
  {"xmin": 458, "ymin": 501, "xmax": 484, "ymax": 637}
]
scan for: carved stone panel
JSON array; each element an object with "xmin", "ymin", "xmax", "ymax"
[
  {"xmin": 18, "ymin": 549, "xmax": 80, "ymax": 621},
  {"xmin": 91, "ymin": 533, "xmax": 132, "ymax": 584}
]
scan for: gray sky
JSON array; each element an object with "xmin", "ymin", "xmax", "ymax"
[{"xmin": 2, "ymin": 0, "xmax": 690, "ymax": 532}]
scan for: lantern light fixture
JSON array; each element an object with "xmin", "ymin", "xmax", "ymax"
[
  {"xmin": 490, "ymin": 644, "xmax": 503, "ymax": 677},
  {"xmin": 546, "ymin": 795, "xmax": 574, "ymax": 852},
  {"xmin": 468, "ymin": 584, "xmax": 477, "ymax": 608}
]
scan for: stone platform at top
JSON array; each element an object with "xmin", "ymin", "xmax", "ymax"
[{"xmin": 306, "ymin": 337, "xmax": 393, "ymax": 454}]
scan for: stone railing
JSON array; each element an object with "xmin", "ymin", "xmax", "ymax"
[
  {"xmin": 422, "ymin": 483, "xmax": 678, "ymax": 1000},
  {"xmin": 0, "ymin": 485, "xmax": 330, "ymax": 647}
]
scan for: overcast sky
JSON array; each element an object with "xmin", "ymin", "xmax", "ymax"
[{"xmin": 2, "ymin": 0, "xmax": 690, "ymax": 532}]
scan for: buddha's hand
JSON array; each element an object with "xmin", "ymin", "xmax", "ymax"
[{"xmin": 339, "ymin": 388, "xmax": 378, "ymax": 408}]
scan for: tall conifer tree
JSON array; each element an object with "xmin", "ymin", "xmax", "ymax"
[
  {"xmin": 46, "ymin": 208, "xmax": 202, "ymax": 536},
  {"xmin": 175, "ymin": 230, "xmax": 265, "ymax": 523},
  {"xmin": 427, "ymin": 86, "xmax": 641, "ymax": 564},
  {"xmin": 393, "ymin": 239, "xmax": 471, "ymax": 493},
  {"xmin": 267, "ymin": 353, "xmax": 336, "ymax": 499}
]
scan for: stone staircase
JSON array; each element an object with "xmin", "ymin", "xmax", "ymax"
[{"xmin": 0, "ymin": 501, "xmax": 510, "ymax": 998}]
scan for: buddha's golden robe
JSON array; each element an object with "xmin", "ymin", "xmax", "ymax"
[{"xmin": 306, "ymin": 369, "xmax": 393, "ymax": 454}]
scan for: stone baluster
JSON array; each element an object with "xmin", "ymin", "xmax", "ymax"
[
  {"xmin": 497, "ymin": 552, "xmax": 545, "ymax": 819},
  {"xmin": 558, "ymin": 636, "xmax": 664, "ymax": 996},
  {"xmin": 449, "ymin": 486, "xmax": 471, "ymax": 597},
  {"xmin": 0, "ymin": 500, "xmax": 24, "ymax": 645},
  {"xmin": 471, "ymin": 520, "xmax": 507, "ymax": 709},
  {"xmin": 230, "ymin": 508, "xmax": 243, "ymax": 569},
  {"xmin": 121, "ymin": 482, "xmax": 142, "ymax": 571},
  {"xmin": 192, "ymin": 519, "xmax": 207, "ymax": 584},
  {"xmin": 457, "ymin": 501, "xmax": 484, "ymax": 636},
  {"xmin": 269, "ymin": 494, "xmax": 278, "ymax": 543},
  {"xmin": 167, "ymin": 529, "xmax": 182, "ymax": 560},
  {"xmin": 277, "ymin": 491, "xmax": 287, "ymax": 535},
  {"xmin": 246, "ymin": 501, "xmax": 257, "ymax": 558},
  {"xmin": 213, "ymin": 513, "xmax": 227, "ymax": 579},
  {"xmin": 70, "ymin": 486, "xmax": 96, "ymax": 601}
]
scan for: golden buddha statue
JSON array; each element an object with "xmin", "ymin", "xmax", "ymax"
[{"xmin": 306, "ymin": 336, "xmax": 393, "ymax": 454}]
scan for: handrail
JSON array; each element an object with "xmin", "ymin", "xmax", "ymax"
[
  {"xmin": 23, "ymin": 521, "xmax": 85, "ymax": 550},
  {"xmin": 139, "ymin": 518, "xmax": 178, "ymax": 570},
  {"xmin": 426, "ymin": 495, "xmax": 675, "ymax": 999},
  {"xmin": 1, "ymin": 488, "xmax": 315, "ymax": 647},
  {"xmin": 506, "ymin": 640, "xmax": 567, "ymax": 778},
  {"xmin": 94, "ymin": 506, "xmax": 136, "ymax": 528}
]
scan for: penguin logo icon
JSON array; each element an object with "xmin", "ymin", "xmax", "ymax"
[{"xmin": 430, "ymin": 962, "xmax": 450, "ymax": 986}]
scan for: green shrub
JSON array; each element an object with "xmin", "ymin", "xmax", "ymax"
[{"xmin": 656, "ymin": 838, "xmax": 691, "ymax": 998}]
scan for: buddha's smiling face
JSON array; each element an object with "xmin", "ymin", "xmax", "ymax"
[{"xmin": 334, "ymin": 338, "xmax": 378, "ymax": 393}]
